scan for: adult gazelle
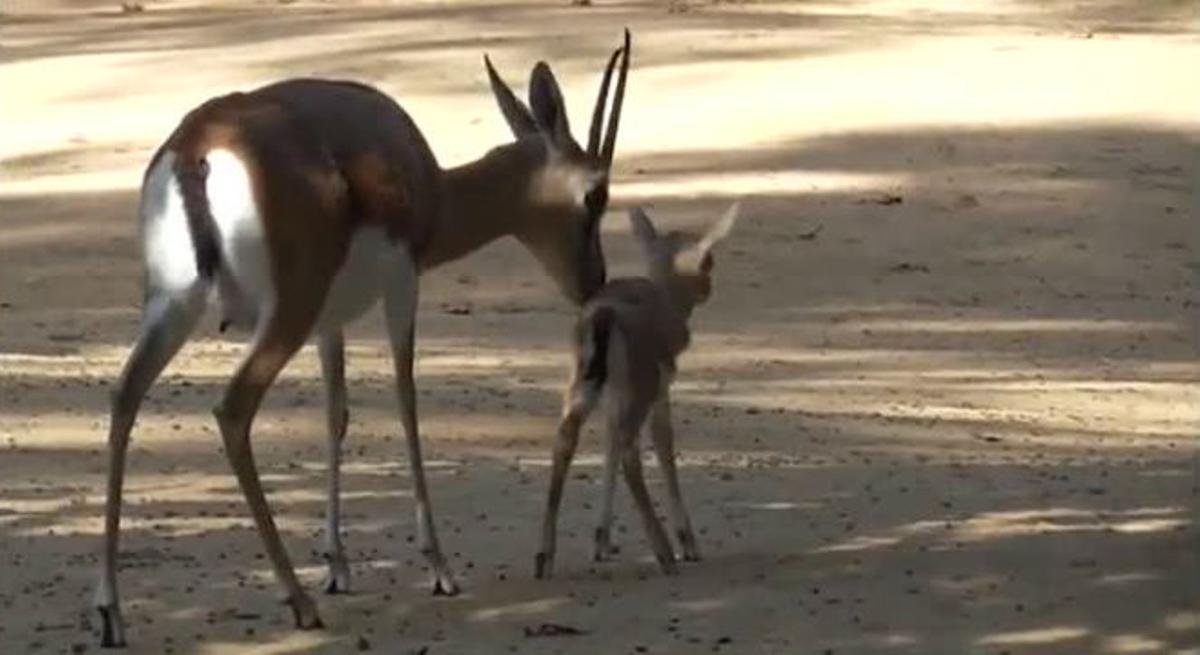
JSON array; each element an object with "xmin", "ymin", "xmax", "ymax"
[{"xmin": 94, "ymin": 32, "xmax": 631, "ymax": 647}]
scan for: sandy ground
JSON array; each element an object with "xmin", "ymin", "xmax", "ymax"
[{"xmin": 1, "ymin": 0, "xmax": 1198, "ymax": 653}]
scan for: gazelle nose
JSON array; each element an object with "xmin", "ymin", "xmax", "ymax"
[
  {"xmin": 585, "ymin": 274, "xmax": 604, "ymax": 297},
  {"xmin": 581, "ymin": 265, "xmax": 606, "ymax": 300}
]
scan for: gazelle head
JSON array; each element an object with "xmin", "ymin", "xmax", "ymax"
[
  {"xmin": 483, "ymin": 30, "xmax": 630, "ymax": 304},
  {"xmin": 629, "ymin": 203, "xmax": 741, "ymax": 313}
]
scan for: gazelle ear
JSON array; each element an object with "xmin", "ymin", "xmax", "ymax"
[
  {"xmin": 628, "ymin": 206, "xmax": 658, "ymax": 250},
  {"xmin": 697, "ymin": 202, "xmax": 740, "ymax": 256},
  {"xmin": 529, "ymin": 62, "xmax": 572, "ymax": 146},
  {"xmin": 484, "ymin": 55, "xmax": 537, "ymax": 138}
]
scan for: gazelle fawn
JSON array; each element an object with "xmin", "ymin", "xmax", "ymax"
[
  {"xmin": 535, "ymin": 203, "xmax": 740, "ymax": 579},
  {"xmin": 94, "ymin": 32, "xmax": 632, "ymax": 647}
]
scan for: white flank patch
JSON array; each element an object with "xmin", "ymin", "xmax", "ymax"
[
  {"xmin": 205, "ymin": 148, "xmax": 273, "ymax": 311},
  {"xmin": 316, "ymin": 226, "xmax": 393, "ymax": 331},
  {"xmin": 140, "ymin": 150, "xmax": 199, "ymax": 295}
]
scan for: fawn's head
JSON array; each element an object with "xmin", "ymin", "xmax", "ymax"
[
  {"xmin": 484, "ymin": 30, "xmax": 631, "ymax": 304},
  {"xmin": 629, "ymin": 203, "xmax": 740, "ymax": 313}
]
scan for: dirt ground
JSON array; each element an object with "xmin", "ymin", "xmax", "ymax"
[{"xmin": 1, "ymin": 1, "xmax": 1198, "ymax": 653}]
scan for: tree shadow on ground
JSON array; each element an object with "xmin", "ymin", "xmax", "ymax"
[
  {"xmin": 0, "ymin": 434, "xmax": 1195, "ymax": 653},
  {"xmin": 2, "ymin": 121, "xmax": 1193, "ymax": 358},
  {"xmin": 1, "ymin": 117, "xmax": 1197, "ymax": 653}
]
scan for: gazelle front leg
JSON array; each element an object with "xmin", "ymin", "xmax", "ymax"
[
  {"xmin": 382, "ymin": 249, "xmax": 459, "ymax": 595},
  {"xmin": 536, "ymin": 376, "xmax": 599, "ymax": 579},
  {"xmin": 94, "ymin": 290, "xmax": 204, "ymax": 648},
  {"xmin": 215, "ymin": 309, "xmax": 324, "ymax": 630},
  {"xmin": 318, "ymin": 331, "xmax": 351, "ymax": 594},
  {"xmin": 647, "ymin": 394, "xmax": 700, "ymax": 561}
]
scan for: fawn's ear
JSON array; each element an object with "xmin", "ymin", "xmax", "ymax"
[
  {"xmin": 697, "ymin": 202, "xmax": 740, "ymax": 256},
  {"xmin": 628, "ymin": 206, "xmax": 659, "ymax": 250}
]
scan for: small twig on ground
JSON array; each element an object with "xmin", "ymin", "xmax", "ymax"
[
  {"xmin": 795, "ymin": 224, "xmax": 823, "ymax": 241},
  {"xmin": 524, "ymin": 623, "xmax": 588, "ymax": 638},
  {"xmin": 856, "ymin": 192, "xmax": 903, "ymax": 206},
  {"xmin": 888, "ymin": 262, "xmax": 930, "ymax": 274}
]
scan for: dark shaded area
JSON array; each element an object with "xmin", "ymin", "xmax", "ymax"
[
  {"xmin": 0, "ymin": 434, "xmax": 1195, "ymax": 654},
  {"xmin": 2, "ymin": 122, "xmax": 1194, "ymax": 359}
]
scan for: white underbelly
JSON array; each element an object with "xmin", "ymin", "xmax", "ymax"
[{"xmin": 314, "ymin": 226, "xmax": 392, "ymax": 332}]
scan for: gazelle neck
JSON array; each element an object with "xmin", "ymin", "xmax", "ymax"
[
  {"xmin": 644, "ymin": 268, "xmax": 698, "ymax": 322},
  {"xmin": 421, "ymin": 142, "xmax": 542, "ymax": 270},
  {"xmin": 664, "ymin": 283, "xmax": 698, "ymax": 322}
]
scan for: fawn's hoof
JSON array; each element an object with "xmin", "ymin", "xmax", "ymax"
[
  {"xmin": 657, "ymin": 554, "xmax": 680, "ymax": 576},
  {"xmin": 534, "ymin": 552, "xmax": 554, "ymax": 579},
  {"xmin": 285, "ymin": 594, "xmax": 324, "ymax": 630},
  {"xmin": 592, "ymin": 527, "xmax": 620, "ymax": 562},
  {"xmin": 678, "ymin": 531, "xmax": 702, "ymax": 562},
  {"xmin": 96, "ymin": 605, "xmax": 126, "ymax": 649}
]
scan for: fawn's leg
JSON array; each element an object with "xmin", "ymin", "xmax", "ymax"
[
  {"xmin": 318, "ymin": 331, "xmax": 351, "ymax": 593},
  {"xmin": 94, "ymin": 290, "xmax": 204, "ymax": 648},
  {"xmin": 615, "ymin": 407, "xmax": 677, "ymax": 575},
  {"xmin": 609, "ymin": 391, "xmax": 676, "ymax": 573},
  {"xmin": 536, "ymin": 374, "xmax": 600, "ymax": 579},
  {"xmin": 214, "ymin": 307, "xmax": 324, "ymax": 630},
  {"xmin": 381, "ymin": 247, "xmax": 458, "ymax": 595},
  {"xmin": 593, "ymin": 423, "xmax": 622, "ymax": 561},
  {"xmin": 648, "ymin": 393, "xmax": 700, "ymax": 561}
]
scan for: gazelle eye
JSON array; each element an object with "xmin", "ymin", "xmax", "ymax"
[{"xmin": 583, "ymin": 185, "xmax": 608, "ymax": 224}]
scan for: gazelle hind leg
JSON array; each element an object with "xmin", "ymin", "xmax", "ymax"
[
  {"xmin": 648, "ymin": 394, "xmax": 700, "ymax": 561},
  {"xmin": 591, "ymin": 322, "xmax": 623, "ymax": 564},
  {"xmin": 318, "ymin": 331, "xmax": 351, "ymax": 594},
  {"xmin": 381, "ymin": 247, "xmax": 459, "ymax": 595},
  {"xmin": 214, "ymin": 308, "xmax": 324, "ymax": 630},
  {"xmin": 536, "ymin": 373, "xmax": 600, "ymax": 579},
  {"xmin": 94, "ymin": 288, "xmax": 205, "ymax": 648},
  {"xmin": 592, "ymin": 427, "xmax": 621, "ymax": 562}
]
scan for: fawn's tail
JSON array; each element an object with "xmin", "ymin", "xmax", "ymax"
[{"xmin": 579, "ymin": 305, "xmax": 615, "ymax": 390}]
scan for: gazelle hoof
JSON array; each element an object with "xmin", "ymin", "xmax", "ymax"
[
  {"xmin": 657, "ymin": 555, "xmax": 679, "ymax": 576},
  {"xmin": 678, "ymin": 531, "xmax": 701, "ymax": 562},
  {"xmin": 96, "ymin": 605, "xmax": 126, "ymax": 648},
  {"xmin": 534, "ymin": 552, "xmax": 554, "ymax": 579},
  {"xmin": 323, "ymin": 557, "xmax": 351, "ymax": 595},
  {"xmin": 285, "ymin": 594, "xmax": 324, "ymax": 630},
  {"xmin": 323, "ymin": 575, "xmax": 349, "ymax": 595},
  {"xmin": 592, "ymin": 527, "xmax": 620, "ymax": 562},
  {"xmin": 431, "ymin": 573, "xmax": 460, "ymax": 597}
]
